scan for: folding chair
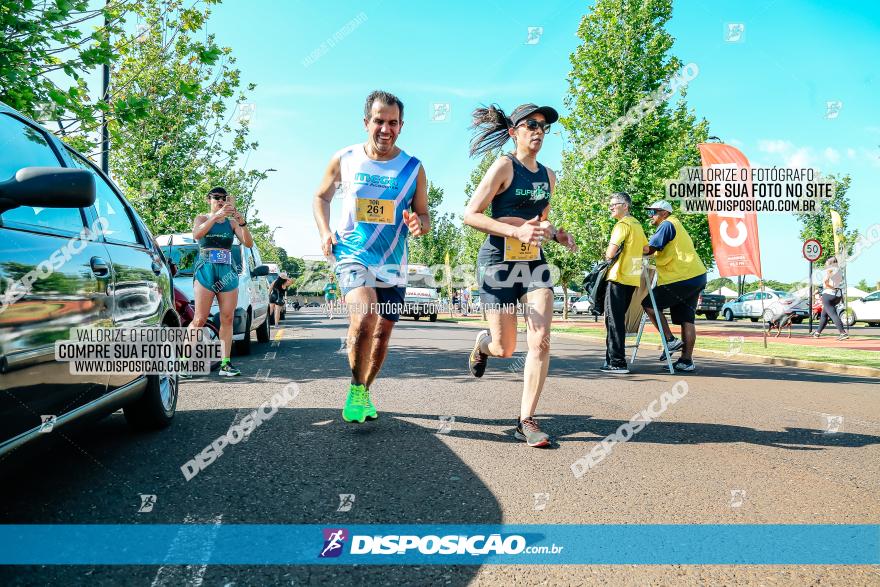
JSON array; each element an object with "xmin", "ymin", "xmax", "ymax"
[{"xmin": 628, "ymin": 260, "xmax": 675, "ymax": 374}]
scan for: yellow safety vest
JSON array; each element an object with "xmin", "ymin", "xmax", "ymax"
[{"xmin": 653, "ymin": 215, "xmax": 706, "ymax": 285}]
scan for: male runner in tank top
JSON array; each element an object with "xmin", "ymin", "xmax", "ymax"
[{"xmin": 313, "ymin": 90, "xmax": 430, "ymax": 423}]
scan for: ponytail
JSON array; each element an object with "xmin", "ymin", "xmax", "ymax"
[{"xmin": 469, "ymin": 104, "xmax": 512, "ymax": 157}]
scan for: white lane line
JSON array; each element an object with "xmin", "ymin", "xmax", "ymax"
[
  {"xmin": 150, "ymin": 514, "xmax": 223, "ymax": 587},
  {"xmin": 263, "ymin": 352, "xmax": 276, "ymax": 360}
]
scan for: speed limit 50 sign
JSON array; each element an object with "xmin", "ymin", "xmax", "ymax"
[{"xmin": 803, "ymin": 239, "xmax": 822, "ymax": 262}]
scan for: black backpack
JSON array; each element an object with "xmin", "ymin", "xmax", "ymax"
[{"xmin": 581, "ymin": 249, "xmax": 622, "ymax": 316}]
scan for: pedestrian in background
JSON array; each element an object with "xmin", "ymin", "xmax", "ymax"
[
  {"xmin": 600, "ymin": 192, "xmax": 647, "ymax": 374},
  {"xmin": 812, "ymin": 256, "xmax": 849, "ymax": 340},
  {"xmin": 641, "ymin": 200, "xmax": 707, "ymax": 372}
]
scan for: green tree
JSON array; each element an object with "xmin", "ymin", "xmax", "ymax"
[
  {"xmin": 705, "ymin": 277, "xmax": 735, "ymax": 293},
  {"xmin": 105, "ymin": 0, "xmax": 260, "ymax": 237},
  {"xmin": 855, "ymin": 278, "xmax": 870, "ymax": 293},
  {"xmin": 555, "ymin": 0, "xmax": 712, "ymax": 270},
  {"xmin": 460, "ymin": 151, "xmax": 498, "ymax": 271},
  {"xmin": 408, "ymin": 183, "xmax": 458, "ymax": 266},
  {"xmin": 0, "ymin": 0, "xmax": 120, "ymax": 135},
  {"xmin": 796, "ymin": 174, "xmax": 857, "ymax": 265}
]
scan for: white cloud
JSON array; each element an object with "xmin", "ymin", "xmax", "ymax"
[
  {"xmin": 785, "ymin": 147, "xmax": 812, "ymax": 168},
  {"xmin": 824, "ymin": 147, "xmax": 840, "ymax": 163},
  {"xmin": 757, "ymin": 139, "xmax": 792, "ymax": 154},
  {"xmin": 847, "ymin": 148, "xmax": 857, "ymax": 158}
]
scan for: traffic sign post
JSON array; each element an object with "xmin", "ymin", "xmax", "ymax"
[{"xmin": 803, "ymin": 239, "xmax": 822, "ymax": 333}]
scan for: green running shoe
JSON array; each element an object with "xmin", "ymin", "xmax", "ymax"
[
  {"xmin": 364, "ymin": 387, "xmax": 378, "ymax": 420},
  {"xmin": 342, "ymin": 384, "xmax": 371, "ymax": 423},
  {"xmin": 218, "ymin": 362, "xmax": 241, "ymax": 377}
]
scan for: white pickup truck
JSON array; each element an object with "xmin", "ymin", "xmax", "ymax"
[{"xmin": 402, "ymin": 286, "xmax": 440, "ymax": 322}]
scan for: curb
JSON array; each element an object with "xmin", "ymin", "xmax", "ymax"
[{"xmin": 444, "ymin": 319, "xmax": 880, "ymax": 379}]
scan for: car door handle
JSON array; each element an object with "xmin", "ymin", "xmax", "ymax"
[{"xmin": 90, "ymin": 256, "xmax": 110, "ymax": 277}]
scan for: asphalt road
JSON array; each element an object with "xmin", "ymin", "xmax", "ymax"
[{"xmin": 1, "ymin": 310, "xmax": 879, "ymax": 585}]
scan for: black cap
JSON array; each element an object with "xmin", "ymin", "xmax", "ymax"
[{"xmin": 509, "ymin": 103, "xmax": 559, "ymax": 126}]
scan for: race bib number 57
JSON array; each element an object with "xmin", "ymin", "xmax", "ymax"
[
  {"xmin": 356, "ymin": 198, "xmax": 394, "ymax": 225},
  {"xmin": 503, "ymin": 238, "xmax": 540, "ymax": 262}
]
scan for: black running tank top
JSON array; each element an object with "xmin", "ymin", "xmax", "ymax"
[{"xmin": 490, "ymin": 154, "xmax": 551, "ymax": 220}]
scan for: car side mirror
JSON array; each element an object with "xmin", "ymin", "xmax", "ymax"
[
  {"xmin": 252, "ymin": 264, "xmax": 270, "ymax": 277},
  {"xmin": 169, "ymin": 262, "xmax": 178, "ymax": 277},
  {"xmin": 0, "ymin": 167, "xmax": 95, "ymax": 213}
]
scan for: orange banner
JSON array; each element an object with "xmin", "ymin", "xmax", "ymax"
[{"xmin": 698, "ymin": 143, "xmax": 763, "ymax": 278}]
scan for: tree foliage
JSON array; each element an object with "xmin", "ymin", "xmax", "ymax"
[
  {"xmin": 795, "ymin": 174, "xmax": 857, "ymax": 265},
  {"xmin": 0, "ymin": 0, "xmax": 120, "ymax": 132},
  {"xmin": 103, "ymin": 0, "xmax": 269, "ymax": 248},
  {"xmin": 555, "ymin": 0, "xmax": 712, "ymax": 273},
  {"xmin": 408, "ymin": 182, "xmax": 459, "ymax": 267}
]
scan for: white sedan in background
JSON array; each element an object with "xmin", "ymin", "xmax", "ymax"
[
  {"xmin": 720, "ymin": 290, "xmax": 810, "ymax": 323},
  {"xmin": 571, "ymin": 295, "xmax": 594, "ymax": 315},
  {"xmin": 843, "ymin": 291, "xmax": 880, "ymax": 327}
]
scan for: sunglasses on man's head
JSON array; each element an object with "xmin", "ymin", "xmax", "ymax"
[
  {"xmin": 209, "ymin": 194, "xmax": 229, "ymax": 201},
  {"xmin": 518, "ymin": 119, "xmax": 551, "ymax": 133}
]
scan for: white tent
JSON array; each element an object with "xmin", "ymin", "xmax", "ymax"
[
  {"xmin": 709, "ymin": 286, "xmax": 738, "ymax": 298},
  {"xmin": 792, "ymin": 285, "xmax": 869, "ymax": 299}
]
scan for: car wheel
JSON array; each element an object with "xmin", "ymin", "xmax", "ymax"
[
  {"xmin": 429, "ymin": 314, "xmax": 437, "ymax": 322},
  {"xmin": 841, "ymin": 309, "xmax": 856, "ymax": 328},
  {"xmin": 705, "ymin": 311, "xmax": 718, "ymax": 320},
  {"xmin": 867, "ymin": 322, "xmax": 880, "ymax": 327},
  {"xmin": 791, "ymin": 317, "xmax": 804, "ymax": 324},
  {"xmin": 723, "ymin": 309, "xmax": 734, "ymax": 321},
  {"xmin": 750, "ymin": 317, "xmax": 758, "ymax": 322},
  {"xmin": 124, "ymin": 328, "xmax": 178, "ymax": 430},
  {"xmin": 234, "ymin": 311, "xmax": 252, "ymax": 356},
  {"xmin": 256, "ymin": 312, "xmax": 270, "ymax": 343}
]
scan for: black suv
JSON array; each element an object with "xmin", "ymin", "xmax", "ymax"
[{"xmin": 0, "ymin": 102, "xmax": 179, "ymax": 459}]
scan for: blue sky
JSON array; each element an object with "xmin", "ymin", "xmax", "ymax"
[{"xmin": 199, "ymin": 0, "xmax": 879, "ymax": 285}]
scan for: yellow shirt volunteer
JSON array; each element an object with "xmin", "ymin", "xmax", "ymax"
[
  {"xmin": 607, "ymin": 215, "xmax": 648, "ymax": 287},
  {"xmin": 651, "ymin": 215, "xmax": 706, "ymax": 285}
]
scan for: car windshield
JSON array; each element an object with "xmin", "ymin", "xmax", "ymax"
[{"xmin": 161, "ymin": 244, "xmax": 242, "ymax": 276}]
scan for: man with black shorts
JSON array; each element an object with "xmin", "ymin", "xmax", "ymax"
[
  {"xmin": 641, "ymin": 200, "xmax": 707, "ymax": 372},
  {"xmin": 312, "ymin": 90, "xmax": 430, "ymax": 423}
]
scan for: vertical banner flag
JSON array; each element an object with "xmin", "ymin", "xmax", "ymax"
[
  {"xmin": 698, "ymin": 143, "xmax": 763, "ymax": 278},
  {"xmin": 830, "ymin": 209, "xmax": 845, "ymax": 258}
]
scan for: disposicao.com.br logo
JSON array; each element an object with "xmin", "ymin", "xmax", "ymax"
[{"xmin": 318, "ymin": 528, "xmax": 563, "ymax": 558}]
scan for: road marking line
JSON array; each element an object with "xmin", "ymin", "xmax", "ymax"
[
  {"xmin": 263, "ymin": 352, "xmax": 276, "ymax": 360},
  {"xmin": 255, "ymin": 368, "xmax": 271, "ymax": 381},
  {"xmin": 150, "ymin": 514, "xmax": 223, "ymax": 587}
]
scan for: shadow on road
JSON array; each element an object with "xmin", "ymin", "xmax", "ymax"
[
  {"xmin": 0, "ymin": 404, "xmax": 502, "ymax": 585},
  {"xmin": 391, "ymin": 411, "xmax": 880, "ymax": 451}
]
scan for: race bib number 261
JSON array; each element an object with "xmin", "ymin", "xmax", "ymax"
[{"xmin": 356, "ymin": 198, "xmax": 394, "ymax": 225}]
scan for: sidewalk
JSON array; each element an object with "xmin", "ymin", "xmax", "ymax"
[{"xmin": 553, "ymin": 317, "xmax": 880, "ymax": 352}]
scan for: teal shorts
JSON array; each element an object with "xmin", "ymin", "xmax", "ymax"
[{"xmin": 194, "ymin": 255, "xmax": 239, "ymax": 293}]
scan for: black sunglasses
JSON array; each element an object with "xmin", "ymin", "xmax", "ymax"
[
  {"xmin": 209, "ymin": 194, "xmax": 229, "ymax": 201},
  {"xmin": 517, "ymin": 119, "xmax": 551, "ymax": 133}
]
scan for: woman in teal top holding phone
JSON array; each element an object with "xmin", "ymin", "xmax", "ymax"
[{"xmin": 191, "ymin": 187, "xmax": 253, "ymax": 377}]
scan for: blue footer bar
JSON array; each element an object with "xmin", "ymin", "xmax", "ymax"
[{"xmin": 1, "ymin": 524, "xmax": 877, "ymax": 565}]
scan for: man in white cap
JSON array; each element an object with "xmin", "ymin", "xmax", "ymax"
[{"xmin": 641, "ymin": 200, "xmax": 707, "ymax": 372}]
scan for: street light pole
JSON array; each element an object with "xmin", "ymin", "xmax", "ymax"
[{"xmin": 100, "ymin": 0, "xmax": 110, "ymax": 174}]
